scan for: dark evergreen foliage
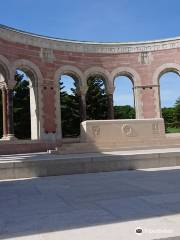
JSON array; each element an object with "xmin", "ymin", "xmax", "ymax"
[
  {"xmin": 86, "ymin": 75, "xmax": 108, "ymax": 120},
  {"xmin": 114, "ymin": 105, "xmax": 135, "ymax": 119},
  {"xmin": 162, "ymin": 107, "xmax": 175, "ymax": 129},
  {"xmin": 13, "ymin": 72, "xmax": 31, "ymax": 139},
  {"xmin": 60, "ymin": 81, "xmax": 80, "ymax": 137}
]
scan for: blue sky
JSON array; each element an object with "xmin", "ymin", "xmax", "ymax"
[{"xmin": 1, "ymin": 0, "xmax": 180, "ymax": 106}]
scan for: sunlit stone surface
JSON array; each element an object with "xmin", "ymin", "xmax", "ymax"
[{"xmin": 1, "ymin": 166, "xmax": 180, "ymax": 240}]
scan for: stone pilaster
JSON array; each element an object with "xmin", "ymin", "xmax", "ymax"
[
  {"xmin": 79, "ymin": 93, "xmax": 86, "ymax": 122},
  {"xmin": 1, "ymin": 87, "xmax": 8, "ymax": 138},
  {"xmin": 7, "ymin": 89, "xmax": 14, "ymax": 136},
  {"xmin": 133, "ymin": 86, "xmax": 143, "ymax": 119},
  {"xmin": 107, "ymin": 93, "xmax": 114, "ymax": 119},
  {"xmin": 154, "ymin": 84, "xmax": 161, "ymax": 118}
]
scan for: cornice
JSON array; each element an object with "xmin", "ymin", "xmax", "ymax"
[{"xmin": 0, "ymin": 24, "xmax": 180, "ymax": 54}]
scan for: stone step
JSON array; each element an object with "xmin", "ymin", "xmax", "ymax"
[
  {"xmin": 1, "ymin": 148, "xmax": 180, "ymax": 180},
  {"xmin": 53, "ymin": 137, "xmax": 180, "ymax": 154}
]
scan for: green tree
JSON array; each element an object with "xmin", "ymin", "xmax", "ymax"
[
  {"xmin": 162, "ymin": 107, "xmax": 175, "ymax": 130},
  {"xmin": 174, "ymin": 97, "xmax": 180, "ymax": 128},
  {"xmin": 86, "ymin": 76, "xmax": 108, "ymax": 120},
  {"xmin": 60, "ymin": 81, "xmax": 80, "ymax": 137},
  {"xmin": 114, "ymin": 105, "xmax": 135, "ymax": 119}
]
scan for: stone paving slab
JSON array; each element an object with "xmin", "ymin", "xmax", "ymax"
[{"xmin": 0, "ymin": 167, "xmax": 180, "ymax": 239}]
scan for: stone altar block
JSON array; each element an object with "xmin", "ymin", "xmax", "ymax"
[
  {"xmin": 52, "ymin": 118, "xmax": 167, "ymax": 154},
  {"xmin": 80, "ymin": 118, "xmax": 165, "ymax": 145}
]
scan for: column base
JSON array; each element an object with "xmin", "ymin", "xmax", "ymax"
[{"xmin": 0, "ymin": 134, "xmax": 17, "ymax": 141}]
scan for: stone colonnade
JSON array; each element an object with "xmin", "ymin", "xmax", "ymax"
[
  {"xmin": 0, "ymin": 67, "xmax": 165, "ymax": 142},
  {"xmin": 0, "ymin": 25, "xmax": 180, "ymax": 145},
  {"xmin": 0, "ymin": 71, "xmax": 134, "ymax": 141}
]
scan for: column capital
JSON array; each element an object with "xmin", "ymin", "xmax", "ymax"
[{"xmin": 133, "ymin": 84, "xmax": 160, "ymax": 89}]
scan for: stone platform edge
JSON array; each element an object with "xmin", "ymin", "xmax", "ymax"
[{"xmin": 1, "ymin": 150, "xmax": 180, "ymax": 180}]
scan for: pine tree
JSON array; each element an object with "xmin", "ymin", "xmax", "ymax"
[
  {"xmin": 60, "ymin": 80, "xmax": 80, "ymax": 137},
  {"xmin": 86, "ymin": 75, "xmax": 108, "ymax": 120},
  {"xmin": 13, "ymin": 72, "xmax": 31, "ymax": 139}
]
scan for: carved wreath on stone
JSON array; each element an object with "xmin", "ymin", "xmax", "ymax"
[
  {"xmin": 92, "ymin": 126, "xmax": 100, "ymax": 137},
  {"xmin": 122, "ymin": 124, "xmax": 134, "ymax": 137}
]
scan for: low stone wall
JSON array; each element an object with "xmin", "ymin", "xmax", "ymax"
[{"xmin": 0, "ymin": 140, "xmax": 62, "ymax": 155}]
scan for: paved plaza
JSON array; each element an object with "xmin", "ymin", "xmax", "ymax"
[{"xmin": 0, "ymin": 165, "xmax": 180, "ymax": 240}]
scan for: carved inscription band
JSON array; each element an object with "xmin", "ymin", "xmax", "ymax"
[{"xmin": 1, "ymin": 25, "xmax": 180, "ymax": 54}]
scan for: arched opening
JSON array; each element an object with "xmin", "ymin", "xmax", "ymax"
[
  {"xmin": 86, "ymin": 74, "xmax": 108, "ymax": 120},
  {"xmin": 159, "ymin": 71, "xmax": 180, "ymax": 133},
  {"xmin": 113, "ymin": 76, "xmax": 135, "ymax": 119},
  {"xmin": 13, "ymin": 70, "xmax": 31, "ymax": 139},
  {"xmin": 59, "ymin": 74, "xmax": 81, "ymax": 138},
  {"xmin": 13, "ymin": 68, "xmax": 38, "ymax": 139}
]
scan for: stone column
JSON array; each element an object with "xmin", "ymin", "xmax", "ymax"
[
  {"xmin": 107, "ymin": 93, "xmax": 114, "ymax": 119},
  {"xmin": 79, "ymin": 93, "xmax": 86, "ymax": 122},
  {"xmin": 1, "ymin": 87, "xmax": 8, "ymax": 138},
  {"xmin": 6, "ymin": 89, "xmax": 14, "ymax": 138},
  {"xmin": 1, "ymin": 88, "xmax": 15, "ymax": 140},
  {"xmin": 155, "ymin": 84, "xmax": 161, "ymax": 118},
  {"xmin": 133, "ymin": 86, "xmax": 143, "ymax": 119}
]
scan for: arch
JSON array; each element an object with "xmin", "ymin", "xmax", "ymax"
[
  {"xmin": 152, "ymin": 63, "xmax": 180, "ymax": 85},
  {"xmin": 85, "ymin": 68, "xmax": 110, "ymax": 120},
  {"xmin": 84, "ymin": 67, "xmax": 112, "ymax": 93},
  {"xmin": 110, "ymin": 67, "xmax": 141, "ymax": 87},
  {"xmin": 12, "ymin": 59, "xmax": 43, "ymax": 140},
  {"xmin": 113, "ymin": 75, "xmax": 135, "ymax": 119},
  {"xmin": 55, "ymin": 66, "xmax": 83, "ymax": 139},
  {"xmin": 60, "ymin": 75, "xmax": 81, "ymax": 137},
  {"xmin": 12, "ymin": 59, "xmax": 43, "ymax": 86},
  {"xmin": 152, "ymin": 63, "xmax": 180, "ymax": 119},
  {"xmin": 111, "ymin": 67, "xmax": 141, "ymax": 118},
  {"xmin": 0, "ymin": 55, "xmax": 12, "ymax": 84},
  {"xmin": 54, "ymin": 65, "xmax": 83, "ymax": 90}
]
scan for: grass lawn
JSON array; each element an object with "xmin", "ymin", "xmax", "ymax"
[{"xmin": 166, "ymin": 127, "xmax": 180, "ymax": 133}]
